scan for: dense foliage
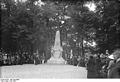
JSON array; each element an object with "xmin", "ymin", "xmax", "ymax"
[{"xmin": 1, "ymin": 0, "xmax": 120, "ymax": 59}]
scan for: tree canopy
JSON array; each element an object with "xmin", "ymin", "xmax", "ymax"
[{"xmin": 1, "ymin": 0, "xmax": 120, "ymax": 58}]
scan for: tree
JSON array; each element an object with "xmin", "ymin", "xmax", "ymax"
[
  {"xmin": 1, "ymin": 0, "xmax": 119, "ymax": 59},
  {"xmin": 96, "ymin": 0, "xmax": 120, "ymax": 53}
]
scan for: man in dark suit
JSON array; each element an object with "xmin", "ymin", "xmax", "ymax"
[
  {"xmin": 87, "ymin": 56, "xmax": 97, "ymax": 78},
  {"xmin": 108, "ymin": 49, "xmax": 120, "ymax": 78}
]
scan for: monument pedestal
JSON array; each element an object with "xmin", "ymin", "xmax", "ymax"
[{"xmin": 47, "ymin": 57, "xmax": 66, "ymax": 64}]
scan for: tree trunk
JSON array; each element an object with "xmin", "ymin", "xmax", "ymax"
[{"xmin": 81, "ymin": 36, "xmax": 84, "ymax": 57}]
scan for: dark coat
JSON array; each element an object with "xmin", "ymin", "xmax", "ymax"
[
  {"xmin": 87, "ymin": 57, "xmax": 97, "ymax": 78},
  {"xmin": 87, "ymin": 58, "xmax": 96, "ymax": 71},
  {"xmin": 108, "ymin": 60, "xmax": 120, "ymax": 78}
]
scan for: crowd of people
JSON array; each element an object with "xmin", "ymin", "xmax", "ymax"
[
  {"xmin": 86, "ymin": 49, "xmax": 120, "ymax": 78},
  {"xmin": 0, "ymin": 48, "xmax": 120, "ymax": 78},
  {"xmin": 0, "ymin": 49, "xmax": 45, "ymax": 66}
]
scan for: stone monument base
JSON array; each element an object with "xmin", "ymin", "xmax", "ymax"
[{"xmin": 47, "ymin": 57, "xmax": 66, "ymax": 64}]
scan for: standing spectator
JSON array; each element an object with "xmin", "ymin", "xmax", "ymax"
[
  {"xmin": 3, "ymin": 53, "xmax": 8, "ymax": 65},
  {"xmin": 42, "ymin": 53, "xmax": 45, "ymax": 64},
  {"xmin": 33, "ymin": 52, "xmax": 40, "ymax": 65},
  {"xmin": 100, "ymin": 57, "xmax": 110, "ymax": 78},
  {"xmin": 108, "ymin": 49, "xmax": 120, "ymax": 78},
  {"xmin": 16, "ymin": 54, "xmax": 20, "ymax": 65},
  {"xmin": 11, "ymin": 55, "xmax": 15, "ymax": 65},
  {"xmin": 28, "ymin": 55, "xmax": 33, "ymax": 64},
  {"xmin": 95, "ymin": 55, "xmax": 102, "ymax": 78},
  {"xmin": 33, "ymin": 53, "xmax": 36, "ymax": 64},
  {"xmin": 106, "ymin": 50, "xmax": 110, "ymax": 56},
  {"xmin": 77, "ymin": 56, "xmax": 85, "ymax": 67},
  {"xmin": 36, "ymin": 54, "xmax": 40, "ymax": 64},
  {"xmin": 0, "ymin": 51, "xmax": 3, "ymax": 66},
  {"xmin": 107, "ymin": 58, "xmax": 116, "ymax": 78},
  {"xmin": 72, "ymin": 56, "xmax": 78, "ymax": 66},
  {"xmin": 86, "ymin": 56, "xmax": 97, "ymax": 78},
  {"xmin": 77, "ymin": 56, "xmax": 81, "ymax": 66},
  {"xmin": 7, "ymin": 55, "xmax": 12, "ymax": 65},
  {"xmin": 20, "ymin": 52, "xmax": 26, "ymax": 64}
]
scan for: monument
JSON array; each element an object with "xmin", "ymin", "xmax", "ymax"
[{"xmin": 47, "ymin": 30, "xmax": 66, "ymax": 64}]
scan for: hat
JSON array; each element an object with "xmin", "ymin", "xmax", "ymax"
[
  {"xmin": 108, "ymin": 54, "xmax": 114, "ymax": 59},
  {"xmin": 112, "ymin": 49, "xmax": 120, "ymax": 59}
]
